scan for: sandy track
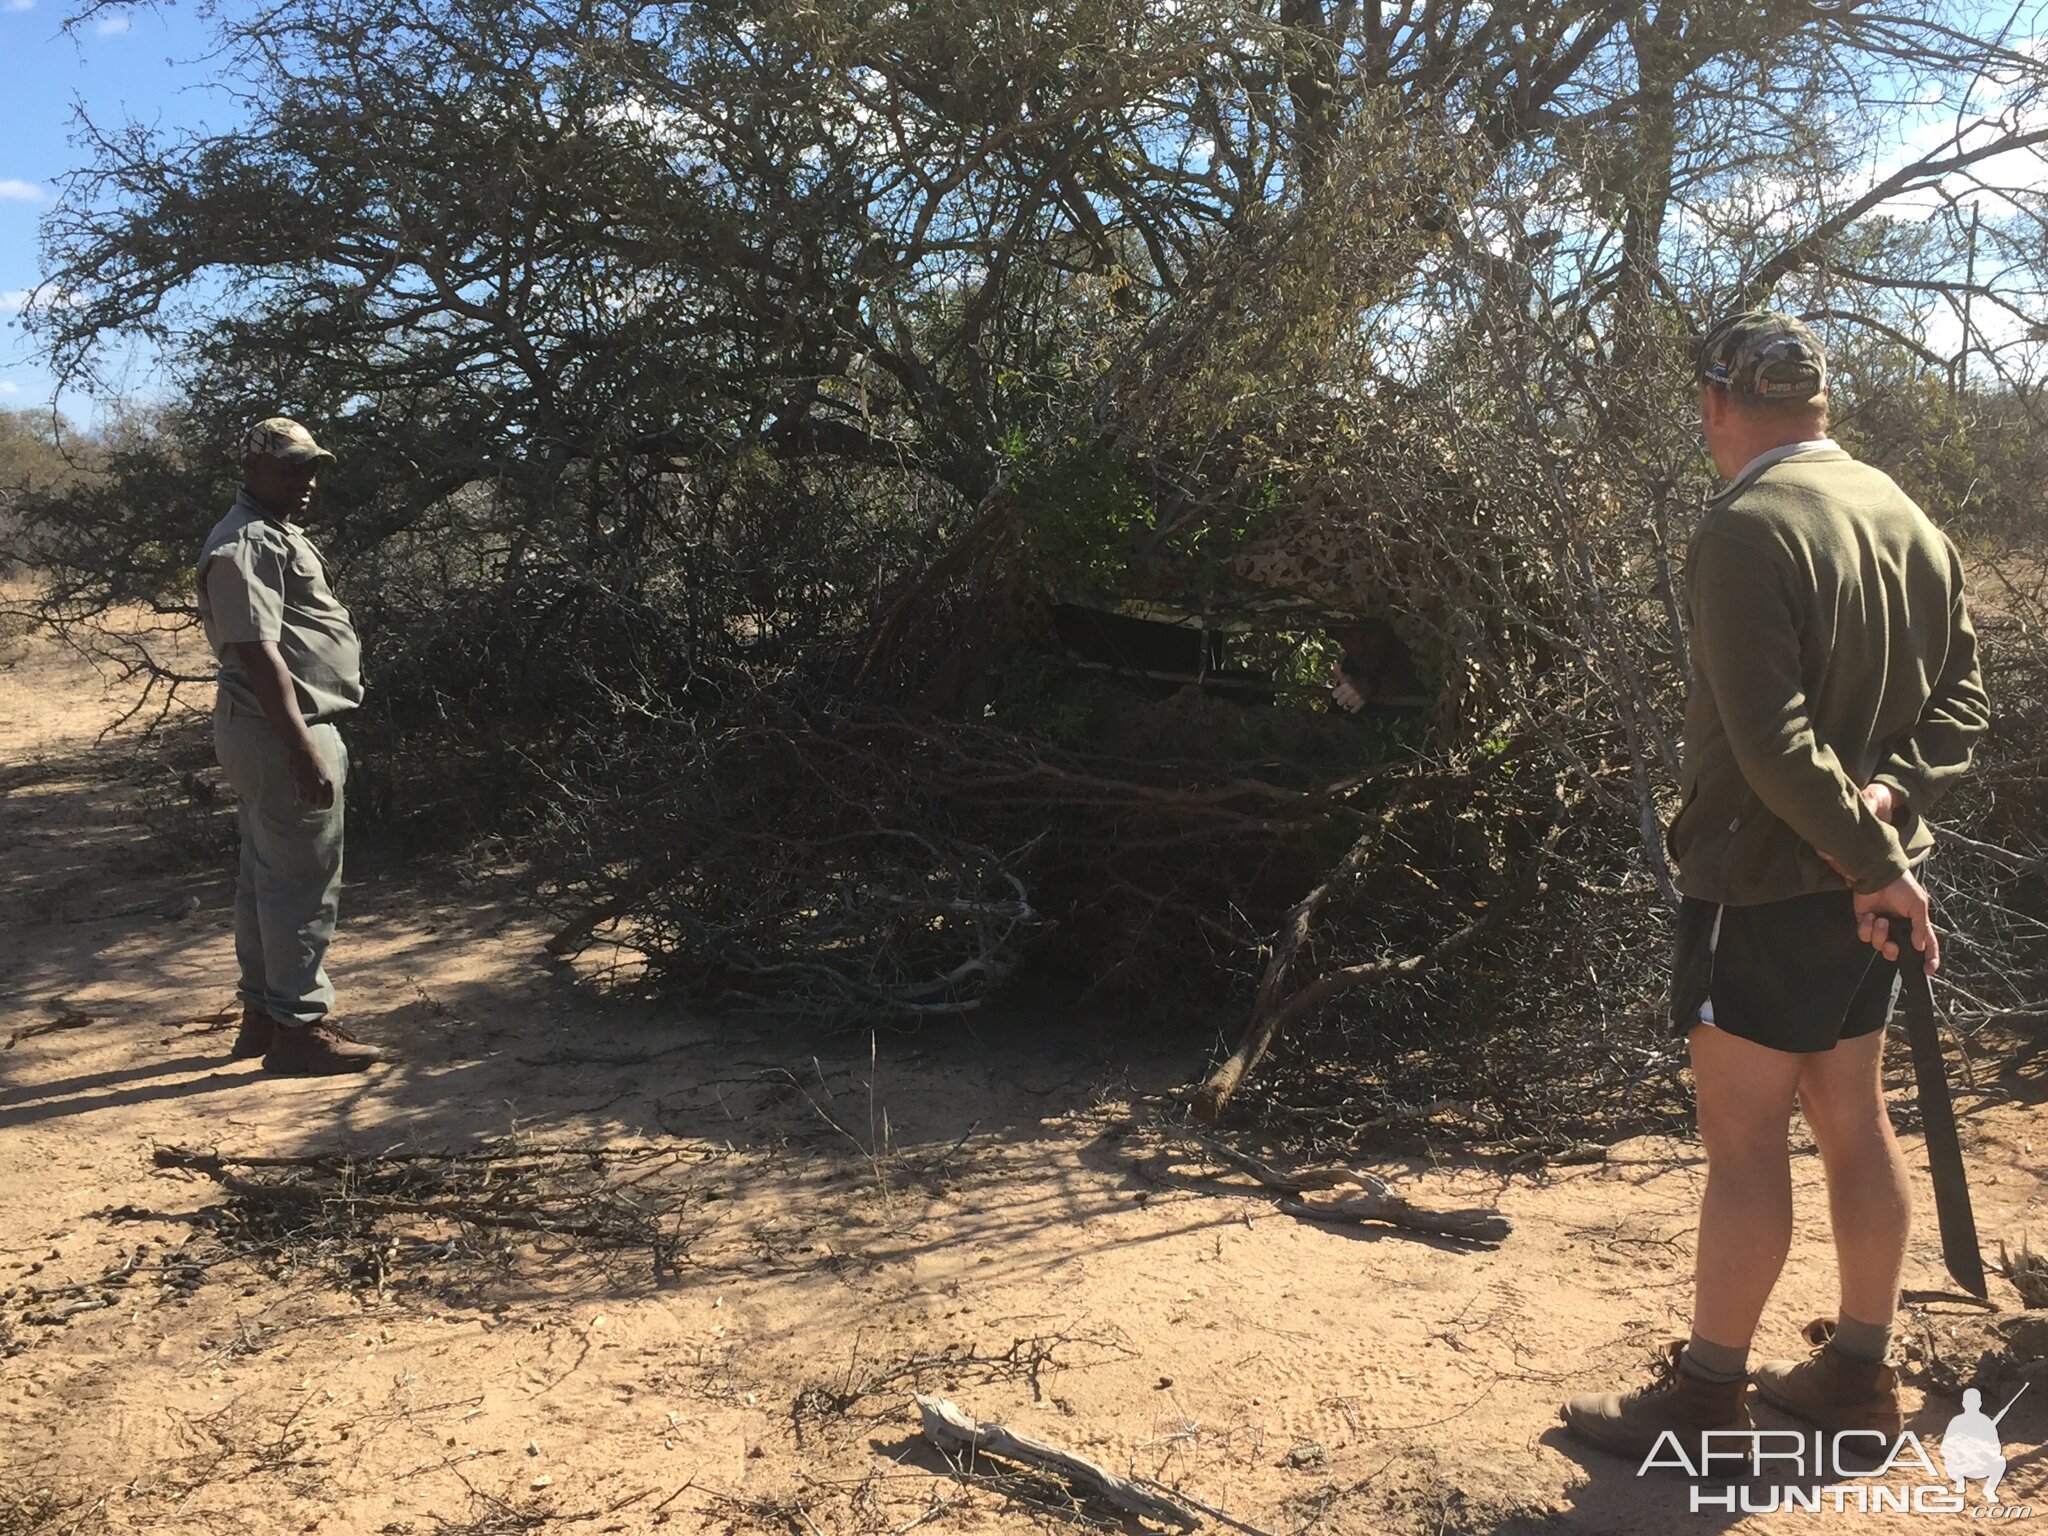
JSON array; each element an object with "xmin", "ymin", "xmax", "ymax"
[{"xmin": 2, "ymin": 620, "xmax": 2042, "ymax": 1534}]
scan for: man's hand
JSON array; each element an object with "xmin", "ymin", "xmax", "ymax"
[
  {"xmin": 231, "ymin": 639, "xmax": 334, "ymax": 807},
  {"xmin": 1329, "ymin": 662, "xmax": 1367, "ymax": 715},
  {"xmin": 1817, "ymin": 780, "xmax": 1935, "ymax": 968},
  {"xmin": 1818, "ymin": 781, "xmax": 1902, "ymax": 881},
  {"xmin": 290, "ymin": 745, "xmax": 336, "ymax": 809},
  {"xmin": 1853, "ymin": 871, "xmax": 1939, "ymax": 972}
]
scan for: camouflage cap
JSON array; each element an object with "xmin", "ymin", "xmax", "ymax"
[
  {"xmin": 1694, "ymin": 310, "xmax": 1827, "ymax": 401},
  {"xmin": 242, "ymin": 416, "xmax": 336, "ymax": 464}
]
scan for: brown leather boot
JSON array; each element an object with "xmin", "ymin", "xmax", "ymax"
[
  {"xmin": 1561, "ymin": 1342, "xmax": 1753, "ymax": 1463},
  {"xmin": 229, "ymin": 1003, "xmax": 277, "ymax": 1061},
  {"xmin": 262, "ymin": 1019, "xmax": 386, "ymax": 1075},
  {"xmin": 1753, "ymin": 1319, "xmax": 1902, "ymax": 1440}
]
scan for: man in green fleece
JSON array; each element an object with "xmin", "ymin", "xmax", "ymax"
[{"xmin": 1561, "ymin": 313, "xmax": 1989, "ymax": 1461}]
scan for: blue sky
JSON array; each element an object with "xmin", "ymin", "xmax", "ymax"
[{"xmin": 0, "ymin": 0, "xmax": 238, "ymax": 419}]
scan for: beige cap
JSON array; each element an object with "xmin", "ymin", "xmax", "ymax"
[{"xmin": 242, "ymin": 416, "xmax": 336, "ymax": 464}]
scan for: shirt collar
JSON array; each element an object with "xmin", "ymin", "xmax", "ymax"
[
  {"xmin": 232, "ymin": 487, "xmax": 280, "ymax": 525},
  {"xmin": 1716, "ymin": 438, "xmax": 1843, "ymax": 502}
]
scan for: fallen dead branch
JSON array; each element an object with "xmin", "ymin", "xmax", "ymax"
[
  {"xmin": 1193, "ymin": 780, "xmax": 1568, "ymax": 1123},
  {"xmin": 422, "ymin": 1483, "xmax": 666, "ymax": 1533},
  {"xmin": 160, "ymin": 1002, "xmax": 240, "ymax": 1033},
  {"xmin": 1171, "ymin": 1129, "xmax": 1512, "ymax": 1245},
  {"xmin": 1132, "ymin": 1482, "xmax": 1278, "ymax": 1536},
  {"xmin": 153, "ymin": 1144, "xmax": 694, "ymax": 1243},
  {"xmin": 1275, "ymin": 1190, "xmax": 1511, "ymax": 1244},
  {"xmin": 0, "ymin": 1479, "xmax": 108, "ymax": 1536},
  {"xmin": 1997, "ymin": 1240, "xmax": 2048, "ymax": 1308},
  {"xmin": 795, "ymin": 1331, "xmax": 1142, "ymax": 1441},
  {"xmin": 152, "ymin": 1142, "xmax": 705, "ymax": 1172},
  {"xmin": 5, "ymin": 1009, "xmax": 99, "ymax": 1050},
  {"xmin": 915, "ymin": 1394, "xmax": 1204, "ymax": 1529}
]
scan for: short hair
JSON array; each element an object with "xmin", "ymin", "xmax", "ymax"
[{"xmin": 1724, "ymin": 388, "xmax": 1829, "ymax": 430}]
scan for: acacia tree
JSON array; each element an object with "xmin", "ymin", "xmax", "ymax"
[{"xmin": 25, "ymin": 2, "xmax": 2043, "ymax": 579}]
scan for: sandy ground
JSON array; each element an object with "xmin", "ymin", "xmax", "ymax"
[{"xmin": 2, "ymin": 616, "xmax": 2044, "ymax": 1536}]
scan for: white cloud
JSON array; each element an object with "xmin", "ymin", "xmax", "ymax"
[
  {"xmin": 94, "ymin": 12, "xmax": 130, "ymax": 34},
  {"xmin": 4, "ymin": 0, "xmax": 35, "ymax": 12},
  {"xmin": 2, "ymin": 289, "xmax": 31, "ymax": 312},
  {"xmin": 0, "ymin": 179, "xmax": 43, "ymax": 202},
  {"xmin": 0, "ymin": 381, "xmax": 22, "ymax": 398}
]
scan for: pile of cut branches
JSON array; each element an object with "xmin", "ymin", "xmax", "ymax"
[
  {"xmin": 150, "ymin": 1141, "xmax": 724, "ymax": 1295},
  {"xmin": 530, "ymin": 683, "xmax": 1601, "ymax": 1038}
]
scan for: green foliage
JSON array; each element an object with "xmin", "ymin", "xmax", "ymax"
[
  {"xmin": 1832, "ymin": 347, "xmax": 2047, "ymax": 539},
  {"xmin": 982, "ymin": 648, "xmax": 1119, "ymax": 745},
  {"xmin": 0, "ymin": 409, "xmax": 104, "ymax": 576},
  {"xmin": 1007, "ymin": 435, "xmax": 1153, "ymax": 590}
]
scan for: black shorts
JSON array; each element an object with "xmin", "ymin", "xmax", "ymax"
[{"xmin": 1670, "ymin": 890, "xmax": 1900, "ymax": 1054}]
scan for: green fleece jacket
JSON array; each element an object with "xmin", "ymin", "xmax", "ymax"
[{"xmin": 1669, "ymin": 447, "xmax": 1989, "ymax": 906}]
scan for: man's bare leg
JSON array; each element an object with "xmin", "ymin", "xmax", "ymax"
[
  {"xmin": 1688, "ymin": 1024, "xmax": 1807, "ymax": 1355},
  {"xmin": 1797, "ymin": 1028, "xmax": 1911, "ymax": 1335},
  {"xmin": 1555, "ymin": 1019, "xmax": 1791, "ymax": 1454},
  {"xmin": 1749, "ymin": 1025, "xmax": 1908, "ymax": 1443}
]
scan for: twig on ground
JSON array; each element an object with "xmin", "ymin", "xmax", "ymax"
[
  {"xmin": 916, "ymin": 1394, "xmax": 1205, "ymax": 1529},
  {"xmin": 5, "ymin": 1009, "xmax": 99, "ymax": 1049},
  {"xmin": 1168, "ymin": 1127, "xmax": 1513, "ymax": 1245}
]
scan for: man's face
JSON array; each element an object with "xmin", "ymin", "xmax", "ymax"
[{"xmin": 243, "ymin": 453, "xmax": 319, "ymax": 520}]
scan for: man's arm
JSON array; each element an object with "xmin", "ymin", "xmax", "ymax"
[
  {"xmin": 205, "ymin": 548, "xmax": 334, "ymax": 810},
  {"xmin": 1869, "ymin": 577, "xmax": 1989, "ymax": 823},
  {"xmin": 230, "ymin": 639, "xmax": 336, "ymax": 809}
]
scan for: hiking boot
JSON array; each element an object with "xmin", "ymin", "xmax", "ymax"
[
  {"xmin": 262, "ymin": 1020, "xmax": 385, "ymax": 1075},
  {"xmin": 1560, "ymin": 1342, "xmax": 1753, "ymax": 1463},
  {"xmin": 229, "ymin": 1003, "xmax": 277, "ymax": 1061},
  {"xmin": 1753, "ymin": 1319, "xmax": 1902, "ymax": 1441}
]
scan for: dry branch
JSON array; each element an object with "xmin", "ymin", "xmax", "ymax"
[
  {"xmin": 148, "ymin": 1141, "xmax": 706, "ymax": 1288},
  {"xmin": 1174, "ymin": 1129, "xmax": 1512, "ymax": 1244},
  {"xmin": 1276, "ymin": 1191, "xmax": 1511, "ymax": 1244},
  {"xmin": 1193, "ymin": 784, "xmax": 1567, "ymax": 1121},
  {"xmin": 5, "ymin": 1009, "xmax": 99, "ymax": 1050},
  {"xmin": 159, "ymin": 1152, "xmax": 640, "ymax": 1241},
  {"xmin": 858, "ymin": 486, "xmax": 1019, "ymax": 682},
  {"xmin": 915, "ymin": 1394, "xmax": 1203, "ymax": 1529}
]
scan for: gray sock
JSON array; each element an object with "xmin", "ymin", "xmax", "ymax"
[
  {"xmin": 1830, "ymin": 1312, "xmax": 1892, "ymax": 1364},
  {"xmin": 1681, "ymin": 1333, "xmax": 1749, "ymax": 1383}
]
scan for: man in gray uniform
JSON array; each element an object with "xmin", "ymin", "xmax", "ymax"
[{"xmin": 197, "ymin": 417, "xmax": 384, "ymax": 1074}]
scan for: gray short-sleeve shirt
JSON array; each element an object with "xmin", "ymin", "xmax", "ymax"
[{"xmin": 197, "ymin": 491, "xmax": 364, "ymax": 724}]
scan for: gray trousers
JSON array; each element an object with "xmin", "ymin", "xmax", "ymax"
[{"xmin": 213, "ymin": 703, "xmax": 347, "ymax": 1026}]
